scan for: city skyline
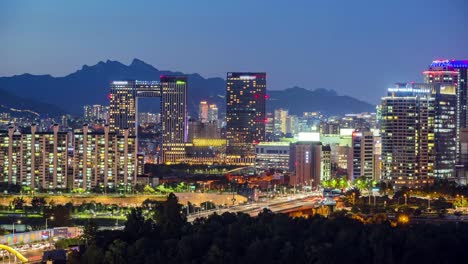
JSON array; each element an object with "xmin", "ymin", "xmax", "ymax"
[{"xmin": 1, "ymin": 0, "xmax": 468, "ymax": 104}]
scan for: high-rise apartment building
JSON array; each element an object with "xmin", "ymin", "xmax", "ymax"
[
  {"xmin": 226, "ymin": 72, "xmax": 266, "ymax": 157},
  {"xmin": 381, "ymin": 84, "xmax": 435, "ymax": 187},
  {"xmin": 199, "ymin": 101, "xmax": 209, "ymax": 123},
  {"xmin": 0, "ymin": 124, "xmax": 68, "ymax": 189},
  {"xmin": 73, "ymin": 124, "xmax": 136, "ymax": 191}
]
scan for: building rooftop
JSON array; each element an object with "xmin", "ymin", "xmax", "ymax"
[{"xmin": 429, "ymin": 60, "xmax": 468, "ymax": 69}]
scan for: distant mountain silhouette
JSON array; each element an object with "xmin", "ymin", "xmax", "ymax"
[
  {"xmin": 267, "ymin": 87, "xmax": 375, "ymax": 115},
  {"xmin": 0, "ymin": 88, "xmax": 64, "ymax": 117},
  {"xmin": 0, "ymin": 59, "xmax": 374, "ymax": 116}
]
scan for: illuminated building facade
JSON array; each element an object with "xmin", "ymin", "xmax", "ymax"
[
  {"xmin": 109, "ymin": 78, "xmax": 188, "ymax": 163},
  {"xmin": 226, "ymin": 72, "xmax": 266, "ymax": 158},
  {"xmin": 199, "ymin": 101, "xmax": 209, "ymax": 123},
  {"xmin": 188, "ymin": 120, "xmax": 220, "ymax": 141},
  {"xmin": 0, "ymin": 124, "xmax": 68, "ymax": 189},
  {"xmin": 431, "ymin": 84, "xmax": 457, "ymax": 178},
  {"xmin": 351, "ymin": 129, "xmax": 375, "ymax": 180},
  {"xmin": 255, "ymin": 142, "xmax": 290, "ymax": 171},
  {"xmin": 289, "ymin": 142, "xmax": 322, "ymax": 187},
  {"xmin": 381, "ymin": 84, "xmax": 435, "ymax": 187},
  {"xmin": 84, "ymin": 104, "xmax": 108, "ymax": 122},
  {"xmin": 424, "ymin": 60, "xmax": 468, "ymax": 162},
  {"xmin": 184, "ymin": 138, "xmax": 227, "ymax": 165},
  {"xmin": 109, "ymin": 80, "xmax": 160, "ymax": 137},
  {"xmin": 160, "ymin": 76, "xmax": 188, "ymax": 163},
  {"xmin": 274, "ymin": 109, "xmax": 288, "ymax": 135},
  {"xmin": 321, "ymin": 145, "xmax": 332, "ymax": 181},
  {"xmin": 73, "ymin": 124, "xmax": 136, "ymax": 191},
  {"xmin": 208, "ymin": 104, "xmax": 218, "ymax": 122},
  {"xmin": 264, "ymin": 112, "xmax": 275, "ymax": 141}
]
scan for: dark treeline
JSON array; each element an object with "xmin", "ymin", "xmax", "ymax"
[{"xmin": 75, "ymin": 194, "xmax": 468, "ymax": 264}]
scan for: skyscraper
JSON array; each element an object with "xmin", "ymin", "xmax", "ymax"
[
  {"xmin": 160, "ymin": 76, "xmax": 188, "ymax": 162},
  {"xmin": 274, "ymin": 109, "xmax": 288, "ymax": 135},
  {"xmin": 208, "ymin": 104, "xmax": 218, "ymax": 122},
  {"xmin": 424, "ymin": 60, "xmax": 468, "ymax": 161},
  {"xmin": 199, "ymin": 101, "xmax": 209, "ymax": 123},
  {"xmin": 351, "ymin": 129, "xmax": 376, "ymax": 180},
  {"xmin": 226, "ymin": 72, "xmax": 266, "ymax": 157},
  {"xmin": 109, "ymin": 79, "xmax": 188, "ymax": 163},
  {"xmin": 109, "ymin": 81, "xmax": 138, "ymax": 136},
  {"xmin": 381, "ymin": 84, "xmax": 435, "ymax": 187}
]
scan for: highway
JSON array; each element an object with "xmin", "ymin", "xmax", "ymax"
[{"xmin": 187, "ymin": 192, "xmax": 323, "ymax": 222}]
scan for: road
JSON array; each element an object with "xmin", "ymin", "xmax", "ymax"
[{"xmin": 187, "ymin": 192, "xmax": 323, "ymax": 222}]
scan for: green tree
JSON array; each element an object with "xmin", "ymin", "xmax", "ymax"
[
  {"xmin": 104, "ymin": 239, "xmax": 128, "ymax": 264},
  {"xmin": 31, "ymin": 196, "xmax": 47, "ymax": 212},
  {"xmin": 82, "ymin": 221, "xmax": 99, "ymax": 246},
  {"xmin": 134, "ymin": 183, "xmax": 145, "ymax": 193},
  {"xmin": 11, "ymin": 197, "xmax": 25, "ymax": 210},
  {"xmin": 143, "ymin": 185, "xmax": 156, "ymax": 194},
  {"xmin": 44, "ymin": 205, "xmax": 71, "ymax": 227},
  {"xmin": 154, "ymin": 193, "xmax": 186, "ymax": 238},
  {"xmin": 124, "ymin": 208, "xmax": 152, "ymax": 241},
  {"xmin": 200, "ymin": 201, "xmax": 216, "ymax": 210},
  {"xmin": 81, "ymin": 244, "xmax": 104, "ymax": 264},
  {"xmin": 338, "ymin": 176, "xmax": 349, "ymax": 189},
  {"xmin": 354, "ymin": 176, "xmax": 370, "ymax": 191}
]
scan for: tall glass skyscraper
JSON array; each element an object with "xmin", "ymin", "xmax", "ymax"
[
  {"xmin": 424, "ymin": 60, "xmax": 468, "ymax": 163},
  {"xmin": 160, "ymin": 76, "xmax": 188, "ymax": 163},
  {"xmin": 109, "ymin": 78, "xmax": 188, "ymax": 163},
  {"xmin": 109, "ymin": 80, "xmax": 160, "ymax": 137},
  {"xmin": 226, "ymin": 72, "xmax": 266, "ymax": 157},
  {"xmin": 381, "ymin": 84, "xmax": 435, "ymax": 187}
]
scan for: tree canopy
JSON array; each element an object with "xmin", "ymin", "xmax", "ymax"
[{"xmin": 71, "ymin": 192, "xmax": 468, "ymax": 264}]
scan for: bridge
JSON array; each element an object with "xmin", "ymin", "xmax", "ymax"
[{"xmin": 0, "ymin": 244, "xmax": 28, "ymax": 263}]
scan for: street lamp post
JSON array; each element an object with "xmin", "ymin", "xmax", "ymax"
[
  {"xmin": 12, "ymin": 220, "xmax": 21, "ymax": 237},
  {"xmin": 404, "ymin": 194, "xmax": 407, "ymax": 206},
  {"xmin": 46, "ymin": 216, "xmax": 54, "ymax": 230}
]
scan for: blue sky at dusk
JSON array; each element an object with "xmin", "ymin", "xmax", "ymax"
[{"xmin": 1, "ymin": 0, "xmax": 467, "ymax": 104}]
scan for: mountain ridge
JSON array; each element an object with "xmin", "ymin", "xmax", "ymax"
[{"xmin": 0, "ymin": 59, "xmax": 375, "ymax": 116}]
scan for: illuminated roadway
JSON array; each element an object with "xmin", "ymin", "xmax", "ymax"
[{"xmin": 187, "ymin": 192, "xmax": 324, "ymax": 222}]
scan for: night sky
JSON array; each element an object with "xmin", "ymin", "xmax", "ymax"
[{"xmin": 1, "ymin": 0, "xmax": 467, "ymax": 103}]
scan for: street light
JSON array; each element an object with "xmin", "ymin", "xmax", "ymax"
[
  {"xmin": 404, "ymin": 193, "xmax": 407, "ymax": 206},
  {"xmin": 45, "ymin": 216, "xmax": 54, "ymax": 230},
  {"xmin": 12, "ymin": 220, "xmax": 21, "ymax": 236}
]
